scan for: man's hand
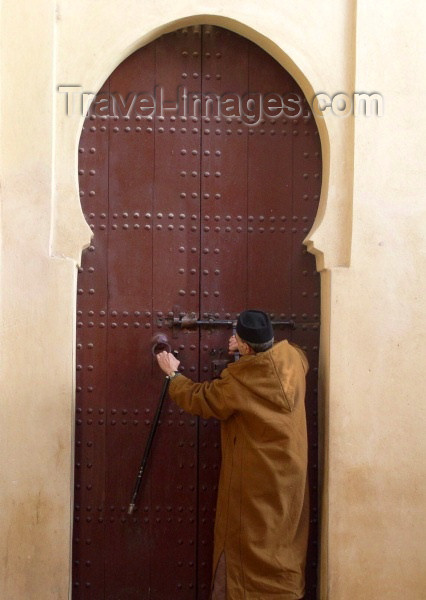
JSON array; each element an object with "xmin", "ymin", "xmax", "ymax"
[
  {"xmin": 228, "ymin": 335, "xmax": 239, "ymax": 355},
  {"xmin": 156, "ymin": 350, "xmax": 180, "ymax": 376}
]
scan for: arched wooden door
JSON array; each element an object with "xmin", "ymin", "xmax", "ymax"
[{"xmin": 74, "ymin": 25, "xmax": 321, "ymax": 600}]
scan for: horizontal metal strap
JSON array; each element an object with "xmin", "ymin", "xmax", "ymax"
[
  {"xmin": 167, "ymin": 316, "xmax": 319, "ymax": 330},
  {"xmin": 160, "ymin": 313, "xmax": 320, "ymax": 330}
]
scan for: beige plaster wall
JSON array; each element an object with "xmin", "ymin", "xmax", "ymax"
[
  {"xmin": 325, "ymin": 2, "xmax": 426, "ymax": 598},
  {"xmin": 0, "ymin": 1, "xmax": 425, "ymax": 599}
]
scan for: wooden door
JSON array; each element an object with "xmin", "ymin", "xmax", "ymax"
[{"xmin": 74, "ymin": 25, "xmax": 321, "ymax": 599}]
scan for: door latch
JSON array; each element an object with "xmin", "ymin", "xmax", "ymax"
[{"xmin": 162, "ymin": 313, "xmax": 296, "ymax": 330}]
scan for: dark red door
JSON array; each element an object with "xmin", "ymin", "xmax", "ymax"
[{"xmin": 74, "ymin": 25, "xmax": 320, "ymax": 600}]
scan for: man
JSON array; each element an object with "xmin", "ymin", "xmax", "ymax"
[{"xmin": 156, "ymin": 310, "xmax": 309, "ymax": 600}]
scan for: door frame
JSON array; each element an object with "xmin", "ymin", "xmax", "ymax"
[{"xmin": 52, "ymin": 15, "xmax": 354, "ymax": 600}]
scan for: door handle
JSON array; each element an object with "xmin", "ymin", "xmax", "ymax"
[{"xmin": 151, "ymin": 333, "xmax": 171, "ymax": 355}]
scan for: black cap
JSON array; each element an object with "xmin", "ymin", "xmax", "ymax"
[{"xmin": 236, "ymin": 310, "xmax": 273, "ymax": 344}]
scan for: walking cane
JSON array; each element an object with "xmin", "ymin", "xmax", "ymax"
[{"xmin": 127, "ymin": 335, "xmax": 172, "ymax": 515}]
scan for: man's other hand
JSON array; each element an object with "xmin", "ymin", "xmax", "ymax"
[
  {"xmin": 156, "ymin": 351, "xmax": 181, "ymax": 376},
  {"xmin": 228, "ymin": 335, "xmax": 239, "ymax": 355}
]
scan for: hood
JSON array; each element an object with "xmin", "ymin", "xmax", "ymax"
[{"xmin": 227, "ymin": 340, "xmax": 309, "ymax": 412}]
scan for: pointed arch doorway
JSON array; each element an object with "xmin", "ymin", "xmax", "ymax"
[{"xmin": 74, "ymin": 24, "xmax": 321, "ymax": 599}]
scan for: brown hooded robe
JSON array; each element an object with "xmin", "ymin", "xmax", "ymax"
[{"xmin": 168, "ymin": 340, "xmax": 309, "ymax": 600}]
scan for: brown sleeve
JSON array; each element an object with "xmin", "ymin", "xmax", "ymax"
[{"xmin": 168, "ymin": 373, "xmax": 235, "ymax": 421}]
